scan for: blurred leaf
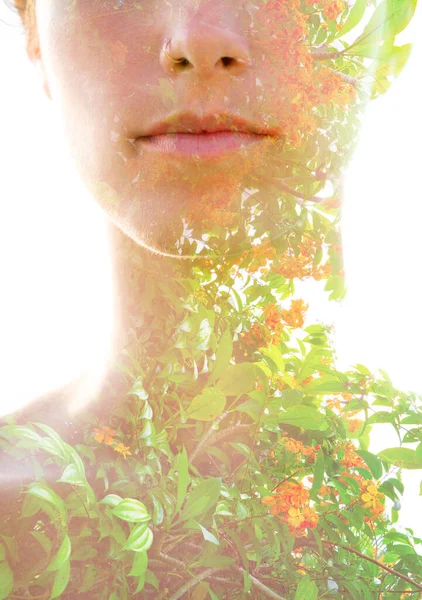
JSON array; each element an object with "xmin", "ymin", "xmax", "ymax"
[
  {"xmin": 186, "ymin": 388, "xmax": 226, "ymax": 421},
  {"xmin": 217, "ymin": 363, "xmax": 257, "ymax": 396},
  {"xmin": 47, "ymin": 536, "xmax": 71, "ymax": 572},
  {"xmin": 50, "ymin": 559, "xmax": 70, "ymax": 599},
  {"xmin": 378, "ymin": 448, "xmax": 422, "ymax": 470}
]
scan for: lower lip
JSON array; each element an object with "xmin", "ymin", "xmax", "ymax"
[{"xmin": 137, "ymin": 131, "xmax": 265, "ymax": 157}]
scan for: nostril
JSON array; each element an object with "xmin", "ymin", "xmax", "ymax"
[{"xmin": 221, "ymin": 56, "xmax": 235, "ymax": 67}]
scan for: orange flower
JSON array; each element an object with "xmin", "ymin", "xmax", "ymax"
[
  {"xmin": 94, "ymin": 426, "xmax": 116, "ymax": 445},
  {"xmin": 347, "ymin": 419, "xmax": 362, "ymax": 433},
  {"xmin": 339, "ymin": 442, "xmax": 366, "ymax": 469},
  {"xmin": 283, "ymin": 437, "xmax": 304, "ymax": 454},
  {"xmin": 263, "ymin": 480, "xmax": 318, "ymax": 535},
  {"xmin": 113, "ymin": 443, "xmax": 132, "ymax": 459}
]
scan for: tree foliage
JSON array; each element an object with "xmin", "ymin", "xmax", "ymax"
[{"xmin": 1, "ymin": 0, "xmax": 421, "ymax": 598}]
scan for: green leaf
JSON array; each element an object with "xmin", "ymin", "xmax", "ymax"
[
  {"xmin": 57, "ymin": 463, "xmax": 86, "ymax": 486},
  {"xmin": 259, "ymin": 345, "xmax": 285, "ymax": 374},
  {"xmin": 175, "ymin": 447, "xmax": 189, "ymax": 514},
  {"xmin": 80, "ymin": 565, "xmax": 99, "ymax": 593},
  {"xmin": 151, "ymin": 494, "xmax": 164, "ymax": 526},
  {"xmin": 208, "ymin": 328, "xmax": 233, "ymax": 385},
  {"xmin": 387, "ymin": 0, "xmax": 417, "ymax": 34},
  {"xmin": 294, "ymin": 575, "xmax": 318, "ymax": 600},
  {"xmin": 128, "ymin": 378, "xmax": 149, "ymax": 400},
  {"xmin": 31, "ymin": 531, "xmax": 53, "ymax": 556},
  {"xmin": 278, "ymin": 406, "xmax": 326, "ymax": 431},
  {"xmin": 27, "ymin": 483, "xmax": 66, "ymax": 517},
  {"xmin": 217, "ymin": 363, "xmax": 257, "ymax": 396},
  {"xmin": 336, "ymin": 0, "xmax": 366, "ymax": 39},
  {"xmin": 123, "ymin": 524, "xmax": 153, "ymax": 553},
  {"xmin": 129, "ymin": 550, "xmax": 148, "ymax": 577},
  {"xmin": 34, "ymin": 423, "xmax": 71, "ymax": 460},
  {"xmin": 145, "ymin": 570, "xmax": 159, "ymax": 590},
  {"xmin": 47, "ymin": 536, "xmax": 71, "ymax": 572},
  {"xmin": 50, "ymin": 559, "xmax": 70, "ymax": 599},
  {"xmin": 186, "ymin": 388, "xmax": 226, "ymax": 421},
  {"xmin": 0, "ymin": 424, "xmax": 41, "ymax": 442},
  {"xmin": 112, "ymin": 499, "xmax": 151, "ymax": 523},
  {"xmin": 357, "ymin": 450, "xmax": 383, "ymax": 479},
  {"xmin": 181, "ymin": 478, "xmax": 222, "ymax": 522},
  {"xmin": 197, "ymin": 523, "xmax": 219, "ymax": 545},
  {"xmin": 0, "ymin": 562, "xmax": 13, "ymax": 600},
  {"xmin": 100, "ymin": 494, "xmax": 123, "ymax": 507},
  {"xmin": 236, "ymin": 392, "xmax": 266, "ymax": 422},
  {"xmin": 378, "ymin": 448, "xmax": 422, "ymax": 470},
  {"xmin": 224, "ymin": 529, "xmax": 249, "ymax": 570}
]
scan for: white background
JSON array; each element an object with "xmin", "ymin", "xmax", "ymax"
[{"xmin": 0, "ymin": 3, "xmax": 421, "ymax": 535}]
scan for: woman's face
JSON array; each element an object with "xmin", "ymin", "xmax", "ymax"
[{"xmin": 32, "ymin": 0, "xmax": 319, "ymax": 255}]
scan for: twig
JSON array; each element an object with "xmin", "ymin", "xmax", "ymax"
[
  {"xmin": 237, "ymin": 567, "xmax": 288, "ymax": 600},
  {"xmin": 277, "ymin": 181, "xmax": 324, "ymax": 205},
  {"xmin": 208, "ymin": 423, "xmax": 251, "ymax": 446},
  {"xmin": 331, "ymin": 69, "xmax": 359, "ymax": 88},
  {"xmin": 271, "ymin": 468, "xmax": 303, "ymax": 492},
  {"xmin": 311, "ymin": 49, "xmax": 343, "ymax": 60},
  {"xmin": 168, "ymin": 568, "xmax": 221, "ymax": 600},
  {"xmin": 190, "ymin": 411, "xmax": 228, "ymax": 463},
  {"xmin": 192, "ymin": 421, "xmax": 251, "ymax": 463},
  {"xmin": 322, "ymin": 541, "xmax": 422, "ymax": 592},
  {"xmin": 158, "ymin": 552, "xmax": 187, "ymax": 571}
]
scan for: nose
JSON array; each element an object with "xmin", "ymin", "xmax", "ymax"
[{"xmin": 160, "ymin": 20, "xmax": 251, "ymax": 78}]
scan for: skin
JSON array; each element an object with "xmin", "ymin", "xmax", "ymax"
[{"xmin": 26, "ymin": 0, "xmax": 292, "ymax": 256}]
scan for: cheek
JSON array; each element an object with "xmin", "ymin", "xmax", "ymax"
[
  {"xmin": 38, "ymin": 0, "xmax": 166, "ymax": 175},
  {"xmin": 39, "ymin": 1, "xmax": 162, "ymax": 120}
]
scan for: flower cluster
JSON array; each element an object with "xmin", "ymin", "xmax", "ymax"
[
  {"xmin": 93, "ymin": 425, "xmax": 132, "ymax": 459},
  {"xmin": 273, "ymin": 238, "xmax": 331, "ymax": 280},
  {"xmin": 360, "ymin": 479, "xmax": 385, "ymax": 521},
  {"xmin": 281, "ymin": 299, "xmax": 309, "ymax": 329},
  {"xmin": 262, "ymin": 481, "xmax": 319, "ymax": 536},
  {"xmin": 338, "ymin": 441, "xmax": 366, "ymax": 470},
  {"xmin": 255, "ymin": 0, "xmax": 355, "ymax": 147},
  {"xmin": 281, "ymin": 436, "xmax": 320, "ymax": 462},
  {"xmin": 305, "ymin": 0, "xmax": 346, "ymax": 21}
]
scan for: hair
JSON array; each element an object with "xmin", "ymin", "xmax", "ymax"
[{"xmin": 7, "ymin": 0, "xmax": 38, "ymax": 57}]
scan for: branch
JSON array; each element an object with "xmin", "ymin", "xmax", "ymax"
[
  {"xmin": 277, "ymin": 181, "xmax": 324, "ymax": 206},
  {"xmin": 323, "ymin": 542, "xmax": 422, "ymax": 592},
  {"xmin": 237, "ymin": 567, "xmax": 288, "ymax": 600},
  {"xmin": 168, "ymin": 568, "xmax": 221, "ymax": 600},
  {"xmin": 330, "ymin": 69, "xmax": 359, "ymax": 88},
  {"xmin": 158, "ymin": 552, "xmax": 187, "ymax": 571},
  {"xmin": 311, "ymin": 49, "xmax": 343, "ymax": 60},
  {"xmin": 295, "ymin": 538, "xmax": 422, "ymax": 592}
]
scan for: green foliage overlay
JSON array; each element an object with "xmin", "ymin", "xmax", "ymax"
[{"xmin": 1, "ymin": 0, "xmax": 421, "ymax": 598}]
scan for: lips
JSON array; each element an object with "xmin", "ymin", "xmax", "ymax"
[
  {"xmin": 136, "ymin": 110, "xmax": 281, "ymax": 158},
  {"xmin": 141, "ymin": 110, "xmax": 282, "ymax": 137}
]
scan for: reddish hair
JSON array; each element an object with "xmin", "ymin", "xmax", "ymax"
[{"xmin": 13, "ymin": 0, "xmax": 38, "ymax": 58}]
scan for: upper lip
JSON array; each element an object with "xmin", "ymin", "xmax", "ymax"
[{"xmin": 140, "ymin": 111, "xmax": 281, "ymax": 137}]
